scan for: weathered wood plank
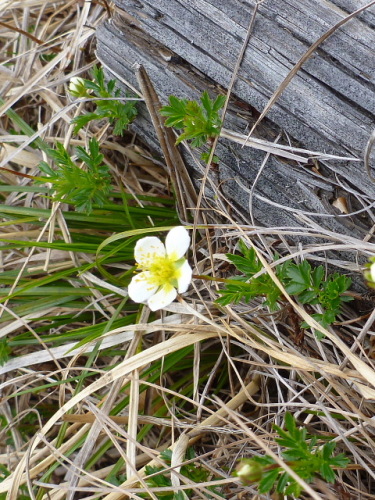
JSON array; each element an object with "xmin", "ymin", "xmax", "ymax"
[
  {"xmin": 96, "ymin": 0, "xmax": 375, "ymax": 240},
  {"xmin": 113, "ymin": 0, "xmax": 374, "ymax": 155}
]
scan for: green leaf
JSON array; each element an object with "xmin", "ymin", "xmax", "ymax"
[
  {"xmin": 258, "ymin": 468, "xmax": 279, "ymax": 494},
  {"xmin": 212, "ymin": 95, "xmax": 226, "ymax": 113},
  {"xmin": 38, "ymin": 139, "xmax": 111, "ymax": 215},
  {"xmin": 285, "ymin": 281, "xmax": 309, "ymax": 295},
  {"xmin": 173, "ymin": 493, "xmax": 187, "ymax": 500},
  {"xmin": 236, "ymin": 412, "xmax": 349, "ymax": 497},
  {"xmin": 0, "ymin": 339, "xmax": 11, "ymax": 366},
  {"xmin": 286, "ymin": 261, "xmax": 311, "ymax": 287},
  {"xmin": 329, "ymin": 453, "xmax": 350, "ymax": 468},
  {"xmin": 160, "ymin": 95, "xmax": 188, "ymax": 128},
  {"xmin": 70, "ymin": 65, "xmax": 137, "ymax": 135},
  {"xmin": 160, "ymin": 91, "xmax": 224, "ymax": 147},
  {"xmin": 320, "ymin": 462, "xmax": 336, "ymax": 483},
  {"xmin": 311, "ymin": 265, "xmax": 325, "ymax": 288},
  {"xmin": 226, "ymin": 252, "xmax": 261, "ymax": 276},
  {"xmin": 71, "ymin": 113, "xmax": 101, "ymax": 134},
  {"xmin": 276, "ymin": 471, "xmax": 290, "ymax": 493},
  {"xmin": 298, "ymin": 289, "xmax": 319, "ymax": 304}
]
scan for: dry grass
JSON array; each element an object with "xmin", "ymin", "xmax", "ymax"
[{"xmin": 0, "ymin": 1, "xmax": 375, "ymax": 499}]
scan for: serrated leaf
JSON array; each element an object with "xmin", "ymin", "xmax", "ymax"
[
  {"xmin": 200, "ymin": 91, "xmax": 213, "ymax": 114},
  {"xmin": 311, "ymin": 265, "xmax": 325, "ymax": 288},
  {"xmin": 276, "ymin": 472, "xmax": 290, "ymax": 493},
  {"xmin": 320, "ymin": 462, "xmax": 336, "ymax": 483},
  {"xmin": 286, "ymin": 261, "xmax": 311, "ymax": 286},
  {"xmin": 160, "ymin": 95, "xmax": 188, "ymax": 128},
  {"xmin": 329, "ymin": 453, "xmax": 350, "ymax": 468},
  {"xmin": 226, "ymin": 253, "xmax": 261, "ymax": 276},
  {"xmin": 212, "ymin": 95, "xmax": 226, "ymax": 112},
  {"xmin": 258, "ymin": 468, "xmax": 279, "ymax": 494},
  {"xmin": 297, "ymin": 289, "xmax": 318, "ymax": 303},
  {"xmin": 71, "ymin": 112, "xmax": 101, "ymax": 133},
  {"xmin": 322, "ymin": 441, "xmax": 336, "ymax": 459},
  {"xmin": 285, "ymin": 481, "xmax": 302, "ymax": 497},
  {"xmin": 38, "ymin": 161, "xmax": 55, "ymax": 177},
  {"xmin": 282, "ymin": 449, "xmax": 308, "ymax": 461},
  {"xmin": 107, "ymin": 79, "xmax": 116, "ymax": 94},
  {"xmin": 83, "ymin": 80, "xmax": 101, "ymax": 93},
  {"xmin": 285, "ymin": 282, "xmax": 308, "ymax": 295},
  {"xmin": 160, "ymin": 91, "xmax": 224, "ymax": 146},
  {"xmin": 216, "ymin": 283, "xmax": 255, "ymax": 306}
]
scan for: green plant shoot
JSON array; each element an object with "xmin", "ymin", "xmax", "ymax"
[
  {"xmin": 160, "ymin": 91, "xmax": 225, "ymax": 148},
  {"xmin": 38, "ymin": 137, "xmax": 111, "ymax": 214},
  {"xmin": 70, "ymin": 66, "xmax": 138, "ymax": 135},
  {"xmin": 216, "ymin": 240, "xmax": 290, "ymax": 310},
  {"xmin": 236, "ymin": 412, "xmax": 349, "ymax": 497},
  {"xmin": 217, "ymin": 240, "xmax": 352, "ymax": 336},
  {"xmin": 284, "ymin": 260, "xmax": 353, "ymax": 334}
]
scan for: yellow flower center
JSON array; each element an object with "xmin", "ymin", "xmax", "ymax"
[{"xmin": 140, "ymin": 255, "xmax": 182, "ymax": 288}]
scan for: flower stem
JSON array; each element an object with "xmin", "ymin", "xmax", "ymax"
[{"xmin": 193, "ymin": 274, "xmax": 238, "ymax": 285}]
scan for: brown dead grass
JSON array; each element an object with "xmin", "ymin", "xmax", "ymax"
[{"xmin": 1, "ymin": 1, "xmax": 375, "ymax": 499}]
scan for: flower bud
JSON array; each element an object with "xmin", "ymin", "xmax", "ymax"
[
  {"xmin": 236, "ymin": 459, "xmax": 263, "ymax": 484},
  {"xmin": 371, "ymin": 261, "xmax": 375, "ymax": 283},
  {"xmin": 365, "ymin": 258, "xmax": 375, "ymax": 288},
  {"xmin": 69, "ymin": 77, "xmax": 87, "ymax": 97}
]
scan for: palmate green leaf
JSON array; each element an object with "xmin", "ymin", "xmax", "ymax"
[
  {"xmin": 226, "ymin": 248, "xmax": 261, "ymax": 276},
  {"xmin": 160, "ymin": 95, "xmax": 189, "ymax": 128},
  {"xmin": 217, "ymin": 241, "xmax": 283, "ymax": 309},
  {"xmin": 320, "ymin": 462, "xmax": 336, "ymax": 483},
  {"xmin": 174, "ymin": 492, "xmax": 187, "ymax": 500},
  {"xmin": 284, "ymin": 480, "xmax": 302, "ymax": 497},
  {"xmin": 286, "ymin": 260, "xmax": 311, "ymax": 288},
  {"xmin": 209, "ymin": 93, "xmax": 226, "ymax": 114},
  {"xmin": 160, "ymin": 91, "xmax": 224, "ymax": 147},
  {"xmin": 216, "ymin": 291, "xmax": 245, "ymax": 306},
  {"xmin": 297, "ymin": 289, "xmax": 318, "ymax": 304},
  {"xmin": 276, "ymin": 472, "xmax": 291, "ymax": 494},
  {"xmin": 81, "ymin": 79, "xmax": 101, "ymax": 94},
  {"xmin": 91, "ymin": 64, "xmax": 105, "ymax": 89},
  {"xmin": 200, "ymin": 90, "xmax": 214, "ymax": 114}
]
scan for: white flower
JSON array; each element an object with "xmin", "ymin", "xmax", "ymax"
[
  {"xmin": 128, "ymin": 226, "xmax": 192, "ymax": 311},
  {"xmin": 68, "ymin": 77, "xmax": 87, "ymax": 97}
]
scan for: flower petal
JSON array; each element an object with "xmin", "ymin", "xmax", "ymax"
[
  {"xmin": 176, "ymin": 260, "xmax": 193, "ymax": 293},
  {"xmin": 128, "ymin": 271, "xmax": 158, "ymax": 303},
  {"xmin": 165, "ymin": 226, "xmax": 190, "ymax": 261},
  {"xmin": 134, "ymin": 236, "xmax": 165, "ymax": 267},
  {"xmin": 147, "ymin": 284, "xmax": 177, "ymax": 311}
]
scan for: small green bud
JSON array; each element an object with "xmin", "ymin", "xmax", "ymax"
[
  {"xmin": 69, "ymin": 77, "xmax": 89, "ymax": 98},
  {"xmin": 364, "ymin": 257, "xmax": 375, "ymax": 288},
  {"xmin": 235, "ymin": 459, "xmax": 263, "ymax": 484}
]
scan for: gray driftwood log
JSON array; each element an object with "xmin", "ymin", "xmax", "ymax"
[{"xmin": 96, "ymin": 0, "xmax": 375, "ymax": 240}]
